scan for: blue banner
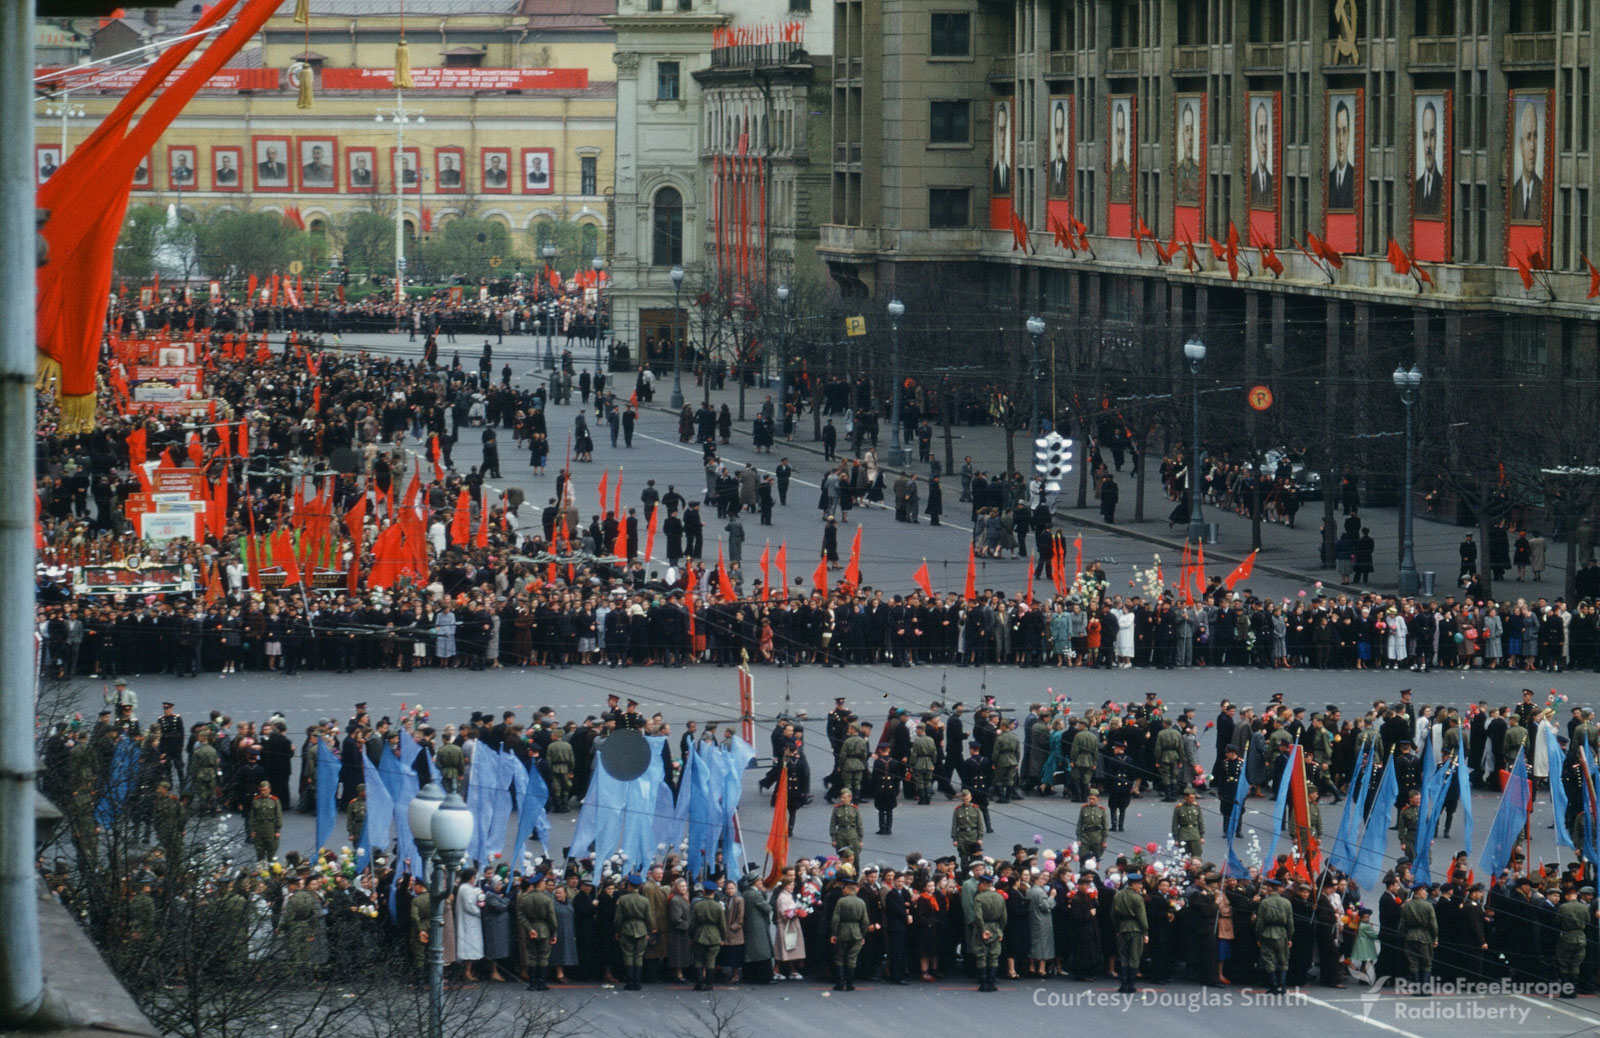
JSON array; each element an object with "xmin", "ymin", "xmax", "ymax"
[
  {"xmin": 315, "ymin": 738, "xmax": 340, "ymax": 850},
  {"xmin": 1476, "ymin": 748, "xmax": 1529, "ymax": 878},
  {"xmin": 1223, "ymin": 745, "xmax": 1252, "ymax": 878},
  {"xmin": 1327, "ymin": 742, "xmax": 1372, "ymax": 875},
  {"xmin": 466, "ymin": 741, "xmax": 499, "ymax": 864},
  {"xmin": 1261, "ymin": 745, "xmax": 1299, "ymax": 869},
  {"xmin": 1544, "ymin": 725, "xmax": 1573, "ymax": 850},
  {"xmin": 1412, "ymin": 759, "xmax": 1455, "ymax": 883},
  {"xmin": 1351, "ymin": 749, "xmax": 1398, "ymax": 890},
  {"xmin": 512, "ymin": 756, "xmax": 550, "ymax": 863},
  {"xmin": 359, "ymin": 749, "xmax": 393, "ymax": 866}
]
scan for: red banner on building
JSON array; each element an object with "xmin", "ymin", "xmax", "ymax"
[
  {"xmin": 35, "ymin": 66, "xmax": 278, "ymax": 92},
  {"xmin": 320, "ymin": 67, "xmax": 588, "ymax": 91}
]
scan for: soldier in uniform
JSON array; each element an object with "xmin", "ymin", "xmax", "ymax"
[
  {"xmin": 910, "ymin": 723, "xmax": 938, "ymax": 804},
  {"xmin": 409, "ymin": 876, "xmax": 431, "ymax": 971},
  {"xmin": 830, "ymin": 788, "xmax": 864, "ymax": 863},
  {"xmin": 1555, "ymin": 886, "xmax": 1592, "ymax": 997},
  {"xmin": 957, "ymin": 740, "xmax": 995, "ymax": 832},
  {"xmin": 951, "ymin": 789, "xmax": 984, "ymax": 866},
  {"xmin": 1112, "ymin": 873, "xmax": 1150, "ymax": 993},
  {"xmin": 1255, "ymin": 877, "xmax": 1294, "ymax": 994},
  {"xmin": 346, "ymin": 783, "xmax": 367, "ymax": 845},
  {"xmin": 157, "ymin": 701, "xmax": 185, "ymax": 784},
  {"xmin": 519, "ymin": 873, "xmax": 560, "ymax": 990},
  {"xmin": 1154, "ymin": 719, "xmax": 1186, "ymax": 800},
  {"xmin": 1171, "ymin": 789, "xmax": 1205, "ymax": 857},
  {"xmin": 690, "ymin": 880, "xmax": 727, "ymax": 990},
  {"xmin": 830, "ymin": 877, "xmax": 870, "ymax": 990},
  {"xmin": 434, "ymin": 737, "xmax": 464, "ymax": 794},
  {"xmin": 614, "ymin": 873, "xmax": 654, "ymax": 989},
  {"xmin": 1397, "ymin": 790, "xmax": 1421, "ymax": 861},
  {"xmin": 1216, "ymin": 744, "xmax": 1244, "ymax": 825},
  {"xmin": 279, "ymin": 872, "xmax": 321, "ymax": 966},
  {"xmin": 1104, "ymin": 743, "xmax": 1135, "ymax": 832},
  {"xmin": 546, "ymin": 729, "xmax": 574, "ymax": 811},
  {"xmin": 248, "ymin": 780, "xmax": 281, "ymax": 861},
  {"xmin": 1399, "ymin": 882, "xmax": 1438, "ymax": 989},
  {"xmin": 992, "ymin": 719, "xmax": 1022, "ymax": 802},
  {"xmin": 152, "ymin": 779, "xmax": 185, "ymax": 860},
  {"xmin": 971, "ymin": 872, "xmax": 1007, "ymax": 991},
  {"xmin": 840, "ymin": 723, "xmax": 870, "ymax": 799},
  {"xmin": 826, "ymin": 697, "xmax": 852, "ymax": 792},
  {"xmin": 1076, "ymin": 790, "xmax": 1108, "ymax": 862},
  {"xmin": 189, "ymin": 727, "xmax": 220, "ymax": 814},
  {"xmin": 870, "ymin": 744, "xmax": 901, "ymax": 834},
  {"xmin": 1070, "ymin": 719, "xmax": 1100, "ymax": 802}
]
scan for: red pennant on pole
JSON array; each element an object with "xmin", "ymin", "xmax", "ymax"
[
  {"xmin": 1073, "ymin": 535, "xmax": 1083, "ymax": 576},
  {"xmin": 763, "ymin": 764, "xmax": 790, "ymax": 885},
  {"xmin": 840, "ymin": 525, "xmax": 862, "ymax": 592},
  {"xmin": 775, "ymin": 541, "xmax": 788, "ymax": 594},
  {"xmin": 912, "ymin": 560, "xmax": 934, "ymax": 599},
  {"xmin": 716, "ymin": 542, "xmax": 736, "ymax": 602},
  {"xmin": 812, "ymin": 556, "xmax": 829, "ymax": 595},
  {"xmin": 1222, "ymin": 549, "xmax": 1257, "ymax": 590},
  {"xmin": 964, "ymin": 543, "xmax": 977, "ymax": 601}
]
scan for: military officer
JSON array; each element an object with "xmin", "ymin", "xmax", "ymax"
[
  {"xmin": 546, "ymin": 729, "xmax": 574, "ymax": 811},
  {"xmin": 346, "ymin": 783, "xmax": 367, "ymax": 845},
  {"xmin": 1256, "ymin": 878, "xmax": 1295, "ymax": 994},
  {"xmin": 1070, "ymin": 720, "xmax": 1100, "ymax": 802},
  {"xmin": 1399, "ymin": 882, "xmax": 1438, "ymax": 989},
  {"xmin": 971, "ymin": 873, "xmax": 1008, "ymax": 991},
  {"xmin": 951, "ymin": 789, "xmax": 984, "ymax": 866},
  {"xmin": 910, "ymin": 723, "xmax": 938, "ymax": 805},
  {"xmin": 1397, "ymin": 790, "xmax": 1421, "ymax": 861},
  {"xmin": 518, "ymin": 873, "xmax": 559, "ymax": 990},
  {"xmin": 434, "ymin": 737, "xmax": 465, "ymax": 794},
  {"xmin": 840, "ymin": 723, "xmax": 870, "ymax": 798},
  {"xmin": 614, "ymin": 873, "xmax": 654, "ymax": 990},
  {"xmin": 992, "ymin": 719, "xmax": 1022, "ymax": 802},
  {"xmin": 830, "ymin": 877, "xmax": 870, "ymax": 990},
  {"xmin": 1171, "ymin": 789, "xmax": 1205, "ymax": 857},
  {"xmin": 189, "ymin": 727, "xmax": 220, "ymax": 814},
  {"xmin": 1112, "ymin": 873, "xmax": 1150, "ymax": 994},
  {"xmin": 1555, "ymin": 887, "xmax": 1593, "ymax": 998},
  {"xmin": 279, "ymin": 872, "xmax": 320, "ymax": 966},
  {"xmin": 830, "ymin": 788, "xmax": 864, "ymax": 863},
  {"xmin": 1076, "ymin": 789, "xmax": 1108, "ymax": 862},
  {"xmin": 870, "ymin": 744, "xmax": 901, "ymax": 835},
  {"xmin": 248, "ymin": 780, "xmax": 281, "ymax": 861},
  {"xmin": 690, "ymin": 880, "xmax": 727, "ymax": 990},
  {"xmin": 1154, "ymin": 719, "xmax": 1186, "ymax": 800},
  {"xmin": 152, "ymin": 779, "xmax": 185, "ymax": 860}
]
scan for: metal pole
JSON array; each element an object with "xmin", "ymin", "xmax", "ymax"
[
  {"xmin": 1029, "ymin": 329, "xmax": 1042, "ymax": 437},
  {"xmin": 701, "ymin": 303, "xmax": 711, "ymax": 407},
  {"xmin": 1399, "ymin": 389, "xmax": 1419, "ymax": 596},
  {"xmin": 777, "ymin": 298, "xmax": 788, "ymax": 437},
  {"xmin": 1, "ymin": 1, "xmax": 43, "ymax": 1023},
  {"xmin": 1185, "ymin": 359, "xmax": 1206, "ymax": 545},
  {"xmin": 393, "ymin": 91, "xmax": 405, "ymax": 305},
  {"xmin": 426, "ymin": 853, "xmax": 447, "ymax": 1038},
  {"xmin": 889, "ymin": 316, "xmax": 904, "ymax": 465},
  {"xmin": 545, "ymin": 299, "xmax": 555, "ymax": 372},
  {"xmin": 670, "ymin": 280, "xmax": 684, "ymax": 409}
]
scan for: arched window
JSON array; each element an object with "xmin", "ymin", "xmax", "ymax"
[
  {"xmin": 535, "ymin": 221, "xmax": 555, "ymax": 251},
  {"xmin": 761, "ymin": 113, "xmax": 769, "ymax": 149},
  {"xmin": 580, "ymin": 223, "xmax": 599, "ymax": 259},
  {"xmin": 652, "ymin": 186, "xmax": 683, "ymax": 266}
]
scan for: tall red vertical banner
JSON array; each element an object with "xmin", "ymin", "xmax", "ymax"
[
  {"xmin": 1410, "ymin": 90, "xmax": 1452, "ymax": 263},
  {"xmin": 737, "ymin": 664, "xmax": 754, "ymax": 745},
  {"xmin": 713, "ymin": 153, "xmax": 722, "ymax": 276},
  {"xmin": 1323, "ymin": 88, "xmax": 1363, "ymax": 254},
  {"xmin": 758, "ymin": 156, "xmax": 766, "ymax": 285},
  {"xmin": 1172, "ymin": 92, "xmax": 1207, "ymax": 244},
  {"xmin": 1106, "ymin": 94, "xmax": 1137, "ymax": 238},
  {"xmin": 1245, "ymin": 91, "xmax": 1282, "ymax": 247},
  {"xmin": 990, "ymin": 96, "xmax": 1015, "ymax": 229},
  {"xmin": 1045, "ymin": 94, "xmax": 1075, "ymax": 241},
  {"xmin": 1505, "ymin": 89, "xmax": 1553, "ymax": 267}
]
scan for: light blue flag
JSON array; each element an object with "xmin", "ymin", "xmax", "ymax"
[
  {"xmin": 1350, "ymin": 749, "xmax": 1398, "ymax": 891},
  {"xmin": 1223, "ymin": 745, "xmax": 1252, "ymax": 878},
  {"xmin": 719, "ymin": 739, "xmax": 757, "ymax": 878},
  {"xmin": 392, "ymin": 737, "xmax": 427, "ymax": 872},
  {"xmin": 670, "ymin": 742, "xmax": 697, "ymax": 844},
  {"xmin": 512, "ymin": 756, "xmax": 550, "ymax": 864},
  {"xmin": 569, "ymin": 776, "xmax": 599, "ymax": 861},
  {"xmin": 485, "ymin": 746, "xmax": 522, "ymax": 861},
  {"xmin": 620, "ymin": 737, "xmax": 668, "ymax": 869},
  {"xmin": 1544, "ymin": 725, "xmax": 1573, "ymax": 850},
  {"xmin": 652, "ymin": 780, "xmax": 679, "ymax": 857},
  {"xmin": 1457, "ymin": 738, "xmax": 1474, "ymax": 860},
  {"xmin": 315, "ymin": 738, "xmax": 341, "ymax": 850},
  {"xmin": 1476, "ymin": 748, "xmax": 1529, "ymax": 878},
  {"xmin": 1412, "ymin": 759, "xmax": 1456, "ymax": 883},
  {"xmin": 359, "ymin": 750, "xmax": 393, "ymax": 866},
  {"xmin": 1580, "ymin": 744, "xmax": 1599, "ymax": 865},
  {"xmin": 1327, "ymin": 742, "xmax": 1372, "ymax": 875},
  {"xmin": 1261, "ymin": 745, "xmax": 1299, "ymax": 868},
  {"xmin": 466, "ymin": 742, "xmax": 499, "ymax": 863},
  {"xmin": 96, "ymin": 737, "xmax": 141, "ymax": 829},
  {"xmin": 592, "ymin": 764, "xmax": 627, "ymax": 864},
  {"xmin": 687, "ymin": 741, "xmax": 721, "ymax": 878}
]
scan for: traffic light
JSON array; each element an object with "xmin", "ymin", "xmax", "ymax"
[{"xmin": 1033, "ymin": 432, "xmax": 1073, "ymax": 494}]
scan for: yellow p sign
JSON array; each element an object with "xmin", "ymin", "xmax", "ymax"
[{"xmin": 844, "ymin": 315, "xmax": 867, "ymax": 337}]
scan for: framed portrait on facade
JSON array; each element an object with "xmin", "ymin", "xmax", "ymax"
[
  {"xmin": 1107, "ymin": 96, "xmax": 1133, "ymax": 205},
  {"xmin": 435, "ymin": 146, "xmax": 465, "ymax": 194},
  {"xmin": 1325, "ymin": 91, "xmax": 1360, "ymax": 213},
  {"xmin": 1247, "ymin": 95, "xmax": 1275, "ymax": 210},
  {"xmin": 296, "ymin": 136, "xmax": 338, "ymax": 193},
  {"xmin": 133, "ymin": 152, "xmax": 149, "ymax": 187},
  {"xmin": 1174, "ymin": 95, "xmax": 1203, "ymax": 207},
  {"xmin": 345, "ymin": 146, "xmax": 376, "ymax": 193},
  {"xmin": 521, "ymin": 147, "xmax": 554, "ymax": 194},
  {"xmin": 390, "ymin": 146, "xmax": 421, "ymax": 194},
  {"xmin": 1412, "ymin": 93, "xmax": 1447, "ymax": 220},
  {"xmin": 211, "ymin": 146, "xmax": 242, "ymax": 191},
  {"xmin": 34, "ymin": 144, "xmax": 61, "ymax": 185},
  {"xmin": 992, "ymin": 98, "xmax": 1014, "ymax": 198},
  {"xmin": 1508, "ymin": 92, "xmax": 1549, "ymax": 225},
  {"xmin": 481, "ymin": 148, "xmax": 512, "ymax": 193},
  {"xmin": 1046, "ymin": 97, "xmax": 1071, "ymax": 200},
  {"xmin": 251, "ymin": 134, "xmax": 293, "ymax": 192},
  {"xmin": 167, "ymin": 145, "xmax": 197, "ymax": 190}
]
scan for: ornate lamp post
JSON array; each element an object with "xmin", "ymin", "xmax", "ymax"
[
  {"xmin": 1393, "ymin": 364, "xmax": 1423, "ymax": 596},
  {"xmin": 1183, "ymin": 337, "xmax": 1208, "ymax": 547}
]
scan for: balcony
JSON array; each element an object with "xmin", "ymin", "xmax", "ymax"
[
  {"xmin": 819, "ymin": 224, "xmax": 881, "ymax": 257},
  {"xmin": 1242, "ymin": 41, "xmax": 1284, "ymax": 71},
  {"xmin": 1407, "ymin": 35, "xmax": 1458, "ymax": 68},
  {"xmin": 1172, "ymin": 44, "xmax": 1208, "ymax": 74},
  {"xmin": 989, "ymin": 54, "xmax": 1016, "ymax": 82},
  {"xmin": 1047, "ymin": 50, "xmax": 1076, "ymax": 77},
  {"xmin": 832, "ymin": 143, "xmax": 862, "ymax": 165},
  {"xmin": 1322, "ymin": 37, "xmax": 1366, "ymax": 68},
  {"xmin": 1502, "ymin": 32, "xmax": 1556, "ymax": 67},
  {"xmin": 1562, "ymin": 32, "xmax": 1591, "ymax": 64},
  {"xmin": 1106, "ymin": 47, "xmax": 1139, "ymax": 76}
]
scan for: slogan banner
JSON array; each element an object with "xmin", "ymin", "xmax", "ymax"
[
  {"xmin": 320, "ymin": 68, "xmax": 588, "ymax": 91},
  {"xmin": 35, "ymin": 66, "xmax": 278, "ymax": 92}
]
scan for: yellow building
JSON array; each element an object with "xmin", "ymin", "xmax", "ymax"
[{"xmin": 38, "ymin": 0, "xmax": 616, "ymax": 267}]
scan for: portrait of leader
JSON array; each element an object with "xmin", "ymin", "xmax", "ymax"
[
  {"xmin": 1327, "ymin": 95, "xmax": 1356, "ymax": 211},
  {"xmin": 36, "ymin": 147, "xmax": 60, "ymax": 184},
  {"xmin": 1248, "ymin": 98, "xmax": 1274, "ymax": 209},
  {"xmin": 348, "ymin": 152, "xmax": 372, "ymax": 188},
  {"xmin": 300, "ymin": 142, "xmax": 333, "ymax": 186},
  {"xmin": 1511, "ymin": 98, "xmax": 1545, "ymax": 223},
  {"xmin": 525, "ymin": 151, "xmax": 550, "ymax": 189},
  {"xmin": 1413, "ymin": 96, "xmax": 1445, "ymax": 217},
  {"xmin": 1048, "ymin": 98, "xmax": 1070, "ymax": 198},
  {"xmin": 213, "ymin": 150, "xmax": 238, "ymax": 186},
  {"xmin": 1108, "ymin": 99, "xmax": 1131, "ymax": 204},
  {"xmin": 170, "ymin": 148, "xmax": 195, "ymax": 185},
  {"xmin": 255, "ymin": 141, "xmax": 289, "ymax": 185},
  {"xmin": 438, "ymin": 152, "xmax": 462, "ymax": 188},
  {"xmin": 992, "ymin": 99, "xmax": 1013, "ymax": 196},
  {"xmin": 1175, "ymin": 98, "xmax": 1200, "ymax": 205},
  {"xmin": 484, "ymin": 152, "xmax": 508, "ymax": 188}
]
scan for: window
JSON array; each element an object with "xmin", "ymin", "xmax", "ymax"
[
  {"xmin": 535, "ymin": 222, "xmax": 555, "ymax": 251},
  {"xmin": 929, "ymin": 100, "xmax": 970, "ymax": 143},
  {"xmin": 928, "ymin": 187, "xmax": 969, "ymax": 227},
  {"xmin": 580, "ymin": 224, "xmax": 599, "ymax": 259},
  {"xmin": 930, "ymin": 13, "xmax": 970, "ymax": 56},
  {"xmin": 652, "ymin": 186, "xmax": 683, "ymax": 265},
  {"xmin": 647, "ymin": 0, "xmax": 661, "ymax": 10},
  {"xmin": 581, "ymin": 156, "xmax": 598, "ymax": 195},
  {"xmin": 677, "ymin": 0, "xmax": 692, "ymax": 10},
  {"xmin": 790, "ymin": 0, "xmax": 811, "ymax": 11},
  {"xmin": 657, "ymin": 61, "xmax": 680, "ymax": 101}
]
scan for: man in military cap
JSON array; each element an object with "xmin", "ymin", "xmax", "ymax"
[
  {"xmin": 1104, "ymin": 742, "xmax": 1136, "ymax": 831},
  {"xmin": 614, "ymin": 873, "xmax": 654, "ymax": 989},
  {"xmin": 830, "ymin": 787, "xmax": 864, "ymax": 864},
  {"xmin": 910, "ymin": 723, "xmax": 938, "ymax": 805},
  {"xmin": 870, "ymin": 743, "xmax": 901, "ymax": 834},
  {"xmin": 1400, "ymin": 882, "xmax": 1438, "ymax": 989},
  {"xmin": 1256, "ymin": 877, "xmax": 1294, "ymax": 994},
  {"xmin": 519, "ymin": 873, "xmax": 559, "ymax": 990},
  {"xmin": 1153, "ymin": 718, "xmax": 1186, "ymax": 800},
  {"xmin": 830, "ymin": 876, "xmax": 870, "ymax": 990},
  {"xmin": 992, "ymin": 718, "xmax": 1022, "ymax": 803},
  {"xmin": 248, "ymin": 779, "xmax": 281, "ymax": 861},
  {"xmin": 1112, "ymin": 874, "xmax": 1150, "ymax": 993},
  {"xmin": 840, "ymin": 722, "xmax": 870, "ymax": 799},
  {"xmin": 1077, "ymin": 789, "xmax": 1108, "ymax": 862},
  {"xmin": 157, "ymin": 701, "xmax": 184, "ymax": 783},
  {"xmin": 951, "ymin": 789, "xmax": 984, "ymax": 866},
  {"xmin": 1070, "ymin": 718, "xmax": 1100, "ymax": 802},
  {"xmin": 434, "ymin": 736, "xmax": 464, "ymax": 794},
  {"xmin": 152, "ymin": 779, "xmax": 185, "ymax": 860},
  {"xmin": 1171, "ymin": 789, "xmax": 1205, "ymax": 857},
  {"xmin": 1555, "ymin": 885, "xmax": 1591, "ymax": 997},
  {"xmin": 690, "ymin": 880, "xmax": 727, "ymax": 990},
  {"xmin": 957, "ymin": 740, "xmax": 995, "ymax": 832},
  {"xmin": 279, "ymin": 872, "xmax": 320, "ymax": 966},
  {"xmin": 1397, "ymin": 789, "xmax": 1421, "ymax": 860},
  {"xmin": 1216, "ymin": 743, "xmax": 1244, "ymax": 823},
  {"xmin": 408, "ymin": 876, "xmax": 431, "ymax": 971},
  {"xmin": 189, "ymin": 726, "xmax": 220, "ymax": 815},
  {"xmin": 971, "ymin": 872, "xmax": 1007, "ymax": 991},
  {"xmin": 546, "ymin": 728, "xmax": 574, "ymax": 811}
]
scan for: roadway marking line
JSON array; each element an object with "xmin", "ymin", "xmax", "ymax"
[
  {"xmin": 1513, "ymin": 993, "xmax": 1600, "ymax": 1024},
  {"xmin": 1298, "ymin": 993, "xmax": 1427, "ymax": 1038}
]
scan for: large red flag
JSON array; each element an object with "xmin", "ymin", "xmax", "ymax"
[
  {"xmin": 598, "ymin": 469, "xmax": 609, "ymax": 517},
  {"xmin": 126, "ymin": 427, "xmax": 148, "ymax": 470},
  {"xmin": 237, "ymin": 422, "xmax": 249, "ymax": 457},
  {"xmin": 841, "ymin": 526, "xmax": 863, "ymax": 592},
  {"xmin": 912, "ymin": 560, "xmax": 934, "ymax": 599},
  {"xmin": 429, "ymin": 434, "xmax": 444, "ymax": 483},
  {"xmin": 1194, "ymin": 541, "xmax": 1207, "ymax": 599},
  {"xmin": 775, "ymin": 542, "xmax": 788, "ymax": 595},
  {"xmin": 1222, "ymin": 549, "xmax": 1257, "ymax": 590},
  {"xmin": 759, "ymin": 542, "xmax": 771, "ymax": 601},
  {"xmin": 717, "ymin": 542, "xmax": 737, "ymax": 602},
  {"xmin": 346, "ymin": 537, "xmax": 361, "ymax": 595},
  {"xmin": 186, "ymin": 431, "xmax": 204, "ymax": 467},
  {"xmin": 275, "ymin": 529, "xmax": 302, "ymax": 586},
  {"xmin": 963, "ymin": 543, "xmax": 977, "ymax": 601},
  {"xmin": 451, "ymin": 489, "xmax": 471, "ymax": 546},
  {"xmin": 813, "ymin": 557, "xmax": 829, "ymax": 595},
  {"xmin": 1288, "ymin": 747, "xmax": 1321, "ymax": 873},
  {"xmin": 343, "ymin": 491, "xmax": 367, "ymax": 541},
  {"xmin": 475, "ymin": 492, "xmax": 490, "ymax": 548},
  {"xmin": 403, "ymin": 463, "xmax": 422, "ymax": 512},
  {"xmin": 764, "ymin": 765, "xmax": 790, "ymax": 885},
  {"xmin": 645, "ymin": 507, "xmax": 659, "ymax": 561}
]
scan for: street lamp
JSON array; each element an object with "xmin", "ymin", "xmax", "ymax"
[
  {"xmin": 1183, "ymin": 337, "xmax": 1208, "ymax": 547},
  {"xmin": 541, "ymin": 244, "xmax": 558, "ymax": 370},
  {"xmin": 1394, "ymin": 364, "xmax": 1423, "ymax": 597},
  {"xmin": 408, "ymin": 782, "xmax": 473, "ymax": 1038},
  {"xmin": 42, "ymin": 96, "xmax": 86, "ymax": 153},
  {"xmin": 375, "ymin": 100, "xmax": 425, "ymax": 304},
  {"xmin": 669, "ymin": 265, "xmax": 686, "ymax": 408},
  {"xmin": 887, "ymin": 299, "xmax": 907, "ymax": 465},
  {"xmin": 1026, "ymin": 315, "xmax": 1046, "ymax": 437},
  {"xmin": 776, "ymin": 283, "xmax": 790, "ymax": 439},
  {"xmin": 591, "ymin": 256, "xmax": 607, "ymax": 376}
]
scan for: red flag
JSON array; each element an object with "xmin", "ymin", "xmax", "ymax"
[
  {"xmin": 613, "ymin": 471, "xmax": 624, "ymax": 520},
  {"xmin": 1415, "ymin": 261, "xmax": 1433, "ymax": 287},
  {"xmin": 1307, "ymin": 231, "xmax": 1343, "ymax": 269},
  {"xmin": 206, "ymin": 556, "xmax": 224, "ymax": 602},
  {"xmin": 912, "ymin": 560, "xmax": 934, "ymax": 599},
  {"xmin": 1261, "ymin": 244, "xmax": 1284, "ymax": 278},
  {"xmin": 236, "ymin": 422, "xmax": 249, "ymax": 457},
  {"xmin": 1181, "ymin": 238, "xmax": 1199, "ymax": 270},
  {"xmin": 759, "ymin": 542, "xmax": 771, "ymax": 601},
  {"xmin": 475, "ymin": 492, "xmax": 490, "ymax": 548},
  {"xmin": 1195, "ymin": 541, "xmax": 1207, "ymax": 599},
  {"xmin": 1221, "ymin": 549, "xmax": 1257, "ymax": 590},
  {"xmin": 1134, "ymin": 215, "xmax": 1155, "ymax": 256},
  {"xmin": 1584, "ymin": 254, "xmax": 1600, "ymax": 299},
  {"xmin": 963, "ymin": 542, "xmax": 977, "ymax": 601},
  {"xmin": 764, "ymin": 764, "xmax": 790, "ymax": 885},
  {"xmin": 1512, "ymin": 250, "xmax": 1533, "ymax": 290},
  {"xmin": 343, "ymin": 492, "xmax": 367, "ymax": 540},
  {"xmin": 451, "ymin": 488, "xmax": 471, "ymax": 546},
  {"xmin": 597, "ymin": 469, "xmax": 609, "ymax": 517},
  {"xmin": 186, "ymin": 431, "xmax": 204, "ymax": 467},
  {"xmin": 1010, "ymin": 208, "xmax": 1031, "ymax": 253},
  {"xmin": 1025, "ymin": 558, "xmax": 1034, "ymax": 604},
  {"xmin": 346, "ymin": 537, "xmax": 361, "ymax": 595},
  {"xmin": 645, "ymin": 507, "xmax": 659, "ymax": 561},
  {"xmin": 403, "ymin": 463, "xmax": 421, "ymax": 511},
  {"xmin": 1288, "ymin": 746, "xmax": 1321, "ymax": 873},
  {"xmin": 1070, "ymin": 217, "xmax": 1089, "ymax": 251},
  {"xmin": 717, "ymin": 542, "xmax": 736, "ymax": 602},
  {"xmin": 1049, "ymin": 212, "xmax": 1074, "ymax": 251},
  {"xmin": 1153, "ymin": 235, "xmax": 1173, "ymax": 264},
  {"xmin": 775, "ymin": 541, "xmax": 788, "ymax": 593},
  {"xmin": 685, "ymin": 565, "xmax": 698, "ymax": 638},
  {"xmin": 126, "ymin": 426, "xmax": 148, "ymax": 469},
  {"xmin": 1386, "ymin": 237, "xmax": 1412, "ymax": 276},
  {"xmin": 812, "ymin": 556, "xmax": 829, "ymax": 595},
  {"xmin": 628, "ymin": 390, "xmax": 639, "ymax": 410},
  {"xmin": 1073, "ymin": 535, "xmax": 1083, "ymax": 576},
  {"xmin": 275, "ymin": 529, "xmax": 302, "ymax": 586},
  {"xmin": 429, "ymin": 434, "xmax": 444, "ymax": 483},
  {"xmin": 841, "ymin": 525, "xmax": 862, "ymax": 592}
]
